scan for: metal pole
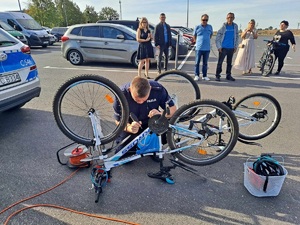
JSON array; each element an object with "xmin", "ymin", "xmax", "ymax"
[
  {"xmin": 174, "ymin": 33, "xmax": 179, "ymax": 69},
  {"xmin": 18, "ymin": 0, "xmax": 22, "ymax": 11},
  {"xmin": 186, "ymin": 0, "xmax": 189, "ymax": 27},
  {"xmin": 119, "ymin": 0, "xmax": 122, "ymax": 20},
  {"xmin": 62, "ymin": 0, "xmax": 68, "ymax": 26}
]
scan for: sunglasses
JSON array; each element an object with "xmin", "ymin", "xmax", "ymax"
[
  {"xmin": 142, "ymin": 21, "xmax": 147, "ymax": 23},
  {"xmin": 202, "ymin": 19, "xmax": 208, "ymax": 21}
]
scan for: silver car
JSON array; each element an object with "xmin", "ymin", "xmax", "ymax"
[{"xmin": 61, "ymin": 23, "xmax": 155, "ymax": 67}]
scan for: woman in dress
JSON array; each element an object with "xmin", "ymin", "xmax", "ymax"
[
  {"xmin": 272, "ymin": 20, "xmax": 296, "ymax": 75},
  {"xmin": 234, "ymin": 19, "xmax": 258, "ymax": 74},
  {"xmin": 136, "ymin": 17, "xmax": 154, "ymax": 79}
]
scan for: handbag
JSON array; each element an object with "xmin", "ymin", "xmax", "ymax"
[{"xmin": 238, "ymin": 43, "xmax": 245, "ymax": 48}]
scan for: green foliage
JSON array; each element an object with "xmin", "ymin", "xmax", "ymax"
[
  {"xmin": 24, "ymin": 0, "xmax": 119, "ymax": 28},
  {"xmin": 99, "ymin": 7, "xmax": 119, "ymax": 20}
]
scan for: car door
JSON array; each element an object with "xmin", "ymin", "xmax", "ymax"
[
  {"xmin": 100, "ymin": 26, "xmax": 135, "ymax": 63},
  {"xmin": 77, "ymin": 25, "xmax": 103, "ymax": 60}
]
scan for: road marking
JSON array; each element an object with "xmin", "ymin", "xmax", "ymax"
[
  {"xmin": 44, "ymin": 66, "xmax": 138, "ymax": 73},
  {"xmin": 177, "ymin": 46, "xmax": 195, "ymax": 70}
]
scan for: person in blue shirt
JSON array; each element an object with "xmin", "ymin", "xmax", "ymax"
[
  {"xmin": 113, "ymin": 76, "xmax": 176, "ymax": 155},
  {"xmin": 193, "ymin": 14, "xmax": 213, "ymax": 81},
  {"xmin": 215, "ymin": 12, "xmax": 239, "ymax": 81}
]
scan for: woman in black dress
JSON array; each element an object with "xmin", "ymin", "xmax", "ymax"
[
  {"xmin": 136, "ymin": 17, "xmax": 154, "ymax": 79},
  {"xmin": 273, "ymin": 20, "xmax": 296, "ymax": 75}
]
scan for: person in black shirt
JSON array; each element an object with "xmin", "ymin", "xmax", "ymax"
[{"xmin": 273, "ymin": 20, "xmax": 296, "ymax": 75}]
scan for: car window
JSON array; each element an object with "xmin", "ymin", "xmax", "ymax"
[
  {"xmin": 0, "ymin": 31, "xmax": 17, "ymax": 47},
  {"xmin": 102, "ymin": 27, "xmax": 122, "ymax": 39},
  {"xmin": 81, "ymin": 26, "xmax": 100, "ymax": 38},
  {"xmin": 70, "ymin": 27, "xmax": 81, "ymax": 35}
]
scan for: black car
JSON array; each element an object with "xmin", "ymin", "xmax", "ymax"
[
  {"xmin": 50, "ymin": 27, "xmax": 68, "ymax": 41},
  {"xmin": 97, "ymin": 20, "xmax": 188, "ymax": 59}
]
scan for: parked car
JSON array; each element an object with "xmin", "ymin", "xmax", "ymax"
[
  {"xmin": 171, "ymin": 28, "xmax": 195, "ymax": 49},
  {"xmin": 0, "ymin": 20, "xmax": 27, "ymax": 44},
  {"xmin": 51, "ymin": 27, "xmax": 68, "ymax": 41},
  {"xmin": 0, "ymin": 28, "xmax": 41, "ymax": 112},
  {"xmin": 97, "ymin": 19, "xmax": 188, "ymax": 59},
  {"xmin": 0, "ymin": 11, "xmax": 49, "ymax": 47},
  {"xmin": 42, "ymin": 27, "xmax": 56, "ymax": 45},
  {"xmin": 171, "ymin": 26, "xmax": 194, "ymax": 35},
  {"xmin": 61, "ymin": 23, "xmax": 157, "ymax": 67}
]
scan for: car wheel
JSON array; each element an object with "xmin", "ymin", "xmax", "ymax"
[
  {"xmin": 42, "ymin": 44, "xmax": 48, "ymax": 48},
  {"xmin": 68, "ymin": 50, "xmax": 83, "ymax": 65},
  {"xmin": 131, "ymin": 52, "xmax": 138, "ymax": 68}
]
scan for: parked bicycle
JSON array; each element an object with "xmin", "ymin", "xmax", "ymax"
[
  {"xmin": 154, "ymin": 70, "xmax": 281, "ymax": 141},
  {"xmin": 258, "ymin": 40, "xmax": 285, "ymax": 76},
  {"xmin": 53, "ymin": 74, "xmax": 239, "ymax": 202}
]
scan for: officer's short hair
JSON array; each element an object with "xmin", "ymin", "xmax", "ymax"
[{"xmin": 130, "ymin": 76, "xmax": 151, "ymax": 98}]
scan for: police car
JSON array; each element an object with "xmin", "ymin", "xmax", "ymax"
[{"xmin": 0, "ymin": 28, "xmax": 41, "ymax": 112}]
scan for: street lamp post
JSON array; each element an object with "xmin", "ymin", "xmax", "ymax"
[
  {"xmin": 18, "ymin": 0, "xmax": 22, "ymax": 11},
  {"xmin": 186, "ymin": 0, "xmax": 189, "ymax": 27},
  {"xmin": 119, "ymin": 0, "xmax": 122, "ymax": 20},
  {"xmin": 62, "ymin": 0, "xmax": 68, "ymax": 26}
]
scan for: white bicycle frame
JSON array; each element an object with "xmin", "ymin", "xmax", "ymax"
[{"xmin": 85, "ymin": 111, "xmax": 205, "ymax": 171}]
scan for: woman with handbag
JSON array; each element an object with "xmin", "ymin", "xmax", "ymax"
[{"xmin": 234, "ymin": 19, "xmax": 258, "ymax": 74}]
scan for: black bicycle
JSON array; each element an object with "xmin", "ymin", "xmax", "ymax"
[{"xmin": 258, "ymin": 40, "xmax": 285, "ymax": 76}]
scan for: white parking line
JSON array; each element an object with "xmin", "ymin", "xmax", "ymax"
[
  {"xmin": 44, "ymin": 66, "xmax": 138, "ymax": 73},
  {"xmin": 177, "ymin": 46, "xmax": 195, "ymax": 70}
]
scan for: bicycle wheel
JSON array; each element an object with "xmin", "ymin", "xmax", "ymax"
[
  {"xmin": 167, "ymin": 99, "xmax": 239, "ymax": 166},
  {"xmin": 154, "ymin": 70, "xmax": 201, "ymax": 109},
  {"xmin": 262, "ymin": 54, "xmax": 275, "ymax": 76},
  {"xmin": 53, "ymin": 74, "xmax": 129, "ymax": 146},
  {"xmin": 233, "ymin": 93, "xmax": 281, "ymax": 140}
]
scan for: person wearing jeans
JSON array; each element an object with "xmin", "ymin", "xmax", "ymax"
[
  {"xmin": 154, "ymin": 13, "xmax": 172, "ymax": 75},
  {"xmin": 215, "ymin": 12, "xmax": 239, "ymax": 81},
  {"xmin": 193, "ymin": 14, "xmax": 213, "ymax": 81}
]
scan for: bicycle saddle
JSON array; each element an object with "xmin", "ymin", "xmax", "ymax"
[{"xmin": 148, "ymin": 114, "xmax": 169, "ymax": 135}]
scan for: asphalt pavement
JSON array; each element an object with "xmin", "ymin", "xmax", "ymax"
[{"xmin": 0, "ymin": 36, "xmax": 300, "ymax": 225}]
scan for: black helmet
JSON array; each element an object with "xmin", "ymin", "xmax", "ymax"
[{"xmin": 253, "ymin": 154, "xmax": 284, "ymax": 176}]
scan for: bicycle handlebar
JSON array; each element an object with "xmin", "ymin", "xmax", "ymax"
[{"xmin": 263, "ymin": 39, "xmax": 286, "ymax": 46}]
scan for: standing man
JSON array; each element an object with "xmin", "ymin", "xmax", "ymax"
[
  {"xmin": 193, "ymin": 14, "xmax": 213, "ymax": 81},
  {"xmin": 215, "ymin": 12, "xmax": 239, "ymax": 81},
  {"xmin": 154, "ymin": 13, "xmax": 172, "ymax": 75}
]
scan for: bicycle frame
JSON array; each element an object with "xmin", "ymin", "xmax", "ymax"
[{"xmin": 87, "ymin": 111, "xmax": 204, "ymax": 171}]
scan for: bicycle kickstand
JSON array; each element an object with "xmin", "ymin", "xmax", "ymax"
[{"xmin": 147, "ymin": 158, "xmax": 176, "ymax": 184}]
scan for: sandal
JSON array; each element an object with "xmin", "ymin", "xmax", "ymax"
[{"xmin": 144, "ymin": 74, "xmax": 151, "ymax": 79}]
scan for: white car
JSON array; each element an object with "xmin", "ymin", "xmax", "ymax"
[{"xmin": 0, "ymin": 28, "xmax": 41, "ymax": 111}]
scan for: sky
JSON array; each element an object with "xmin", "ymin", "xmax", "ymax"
[{"xmin": 1, "ymin": 0, "xmax": 300, "ymax": 29}]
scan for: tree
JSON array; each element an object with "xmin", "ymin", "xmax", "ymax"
[
  {"xmin": 26, "ymin": 0, "xmax": 59, "ymax": 27},
  {"xmin": 99, "ymin": 7, "xmax": 119, "ymax": 20},
  {"xmin": 83, "ymin": 5, "xmax": 98, "ymax": 23}
]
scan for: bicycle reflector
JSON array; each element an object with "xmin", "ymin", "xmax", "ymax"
[
  {"xmin": 197, "ymin": 149, "xmax": 207, "ymax": 155},
  {"xmin": 253, "ymin": 101, "xmax": 261, "ymax": 107},
  {"xmin": 105, "ymin": 94, "xmax": 114, "ymax": 103}
]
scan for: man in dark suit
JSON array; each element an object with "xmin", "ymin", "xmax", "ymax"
[{"xmin": 154, "ymin": 13, "xmax": 172, "ymax": 75}]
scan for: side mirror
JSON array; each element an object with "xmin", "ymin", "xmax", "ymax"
[{"xmin": 116, "ymin": 34, "xmax": 124, "ymax": 39}]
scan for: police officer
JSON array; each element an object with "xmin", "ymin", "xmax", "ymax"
[{"xmin": 113, "ymin": 76, "xmax": 177, "ymax": 154}]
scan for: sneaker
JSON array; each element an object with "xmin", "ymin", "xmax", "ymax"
[
  {"xmin": 215, "ymin": 76, "xmax": 221, "ymax": 81},
  {"xmin": 274, "ymin": 71, "xmax": 280, "ymax": 75},
  {"xmin": 194, "ymin": 76, "xmax": 199, "ymax": 81},
  {"xmin": 202, "ymin": 76, "xmax": 210, "ymax": 81},
  {"xmin": 226, "ymin": 76, "xmax": 235, "ymax": 81}
]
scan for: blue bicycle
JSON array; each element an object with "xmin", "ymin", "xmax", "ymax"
[{"xmin": 53, "ymin": 74, "xmax": 239, "ymax": 202}]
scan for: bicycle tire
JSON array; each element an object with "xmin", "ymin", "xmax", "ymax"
[
  {"xmin": 167, "ymin": 99, "xmax": 239, "ymax": 166},
  {"xmin": 53, "ymin": 74, "xmax": 129, "ymax": 146},
  {"xmin": 233, "ymin": 93, "xmax": 281, "ymax": 140},
  {"xmin": 154, "ymin": 70, "xmax": 201, "ymax": 108},
  {"xmin": 261, "ymin": 54, "xmax": 275, "ymax": 76}
]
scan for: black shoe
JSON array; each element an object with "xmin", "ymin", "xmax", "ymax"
[
  {"xmin": 274, "ymin": 71, "xmax": 280, "ymax": 75},
  {"xmin": 226, "ymin": 76, "xmax": 235, "ymax": 81},
  {"xmin": 215, "ymin": 76, "xmax": 221, "ymax": 81}
]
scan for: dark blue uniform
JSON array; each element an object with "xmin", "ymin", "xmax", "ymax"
[{"xmin": 113, "ymin": 80, "xmax": 174, "ymax": 151}]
